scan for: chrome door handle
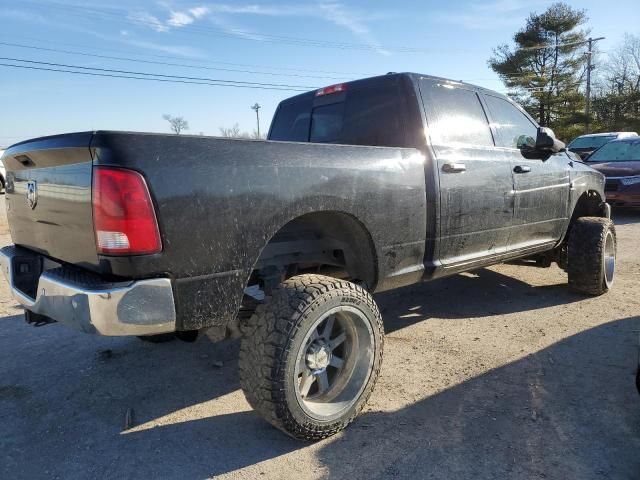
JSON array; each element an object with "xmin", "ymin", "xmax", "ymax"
[
  {"xmin": 442, "ymin": 163, "xmax": 466, "ymax": 173},
  {"xmin": 514, "ymin": 165, "xmax": 531, "ymax": 174}
]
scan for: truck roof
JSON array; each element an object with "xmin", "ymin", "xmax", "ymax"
[{"xmin": 280, "ymin": 72, "xmax": 512, "ymax": 104}]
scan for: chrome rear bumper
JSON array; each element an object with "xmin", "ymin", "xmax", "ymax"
[{"xmin": 0, "ymin": 245, "xmax": 176, "ymax": 336}]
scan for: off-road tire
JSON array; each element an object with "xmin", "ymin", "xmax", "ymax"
[
  {"xmin": 238, "ymin": 274, "xmax": 384, "ymax": 441},
  {"xmin": 567, "ymin": 217, "xmax": 616, "ymax": 295},
  {"xmin": 136, "ymin": 333, "xmax": 177, "ymax": 343}
]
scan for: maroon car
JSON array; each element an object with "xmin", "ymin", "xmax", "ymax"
[{"xmin": 586, "ymin": 137, "xmax": 640, "ymax": 207}]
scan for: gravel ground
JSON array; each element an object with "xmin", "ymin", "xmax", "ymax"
[{"xmin": 0, "ymin": 195, "xmax": 638, "ymax": 480}]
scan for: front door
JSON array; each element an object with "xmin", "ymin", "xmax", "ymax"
[
  {"xmin": 419, "ymin": 79, "xmax": 514, "ymax": 266},
  {"xmin": 482, "ymin": 94, "xmax": 570, "ymax": 250}
]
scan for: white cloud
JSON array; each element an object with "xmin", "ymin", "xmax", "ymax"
[
  {"xmin": 167, "ymin": 6, "xmax": 210, "ymax": 27},
  {"xmin": 0, "ymin": 5, "xmax": 204, "ymax": 58},
  {"xmin": 129, "ymin": 11, "xmax": 169, "ymax": 33},
  {"xmin": 167, "ymin": 11, "xmax": 194, "ymax": 27},
  {"xmin": 197, "ymin": 2, "xmax": 390, "ymax": 55},
  {"xmin": 432, "ymin": 1, "xmax": 547, "ymax": 30},
  {"xmin": 189, "ymin": 6, "xmax": 210, "ymax": 19},
  {"xmin": 129, "ymin": 5, "xmax": 211, "ymax": 32},
  {"xmin": 474, "ymin": 0, "xmax": 544, "ymax": 13},
  {"xmin": 127, "ymin": 2, "xmax": 390, "ymax": 55},
  {"xmin": 317, "ymin": 2, "xmax": 390, "ymax": 55},
  {"xmin": 209, "ymin": 15, "xmax": 266, "ymax": 41},
  {"xmin": 206, "ymin": 4, "xmax": 315, "ymax": 16}
]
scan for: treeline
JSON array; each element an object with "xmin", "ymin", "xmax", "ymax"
[{"xmin": 591, "ymin": 34, "xmax": 640, "ymax": 134}]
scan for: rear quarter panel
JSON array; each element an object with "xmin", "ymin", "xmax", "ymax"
[{"xmin": 91, "ymin": 132, "xmax": 427, "ymax": 329}]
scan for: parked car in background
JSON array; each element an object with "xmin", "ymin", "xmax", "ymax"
[
  {"xmin": 585, "ymin": 137, "xmax": 640, "ymax": 208},
  {"xmin": 568, "ymin": 132, "xmax": 638, "ymax": 160},
  {"xmin": 0, "ymin": 149, "xmax": 5, "ymax": 193}
]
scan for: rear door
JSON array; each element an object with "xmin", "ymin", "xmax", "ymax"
[
  {"xmin": 482, "ymin": 94, "xmax": 570, "ymax": 250},
  {"xmin": 418, "ymin": 79, "xmax": 514, "ymax": 266}
]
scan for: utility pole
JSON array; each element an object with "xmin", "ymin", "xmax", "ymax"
[
  {"xmin": 251, "ymin": 103, "xmax": 261, "ymax": 138},
  {"xmin": 585, "ymin": 36, "xmax": 605, "ymax": 134}
]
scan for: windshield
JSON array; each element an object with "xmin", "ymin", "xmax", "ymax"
[
  {"xmin": 569, "ymin": 135, "xmax": 616, "ymax": 149},
  {"xmin": 587, "ymin": 141, "xmax": 640, "ymax": 162}
]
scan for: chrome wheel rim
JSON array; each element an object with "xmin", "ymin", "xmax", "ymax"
[
  {"xmin": 604, "ymin": 231, "xmax": 616, "ymax": 287},
  {"xmin": 294, "ymin": 305, "xmax": 375, "ymax": 421}
]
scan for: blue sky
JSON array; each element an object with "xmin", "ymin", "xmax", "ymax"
[{"xmin": 0, "ymin": 0, "xmax": 638, "ymax": 146}]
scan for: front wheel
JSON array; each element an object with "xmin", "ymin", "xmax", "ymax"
[
  {"xmin": 239, "ymin": 274, "xmax": 384, "ymax": 440},
  {"xmin": 567, "ymin": 217, "xmax": 616, "ymax": 295}
]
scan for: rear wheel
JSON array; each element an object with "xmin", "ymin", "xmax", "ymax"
[
  {"xmin": 239, "ymin": 274, "xmax": 384, "ymax": 440},
  {"xmin": 567, "ymin": 217, "xmax": 616, "ymax": 295}
]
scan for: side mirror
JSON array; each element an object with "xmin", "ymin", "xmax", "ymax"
[{"xmin": 518, "ymin": 127, "xmax": 566, "ymax": 160}]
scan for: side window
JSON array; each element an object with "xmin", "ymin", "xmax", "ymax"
[
  {"xmin": 483, "ymin": 95, "xmax": 538, "ymax": 149},
  {"xmin": 419, "ymin": 80, "xmax": 494, "ymax": 147}
]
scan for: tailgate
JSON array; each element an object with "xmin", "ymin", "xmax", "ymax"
[{"xmin": 2, "ymin": 132, "xmax": 98, "ymax": 266}]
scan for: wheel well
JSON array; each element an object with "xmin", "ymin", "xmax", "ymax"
[
  {"xmin": 554, "ymin": 190, "xmax": 606, "ymax": 267},
  {"xmin": 571, "ymin": 190, "xmax": 605, "ymax": 222},
  {"xmin": 249, "ymin": 211, "xmax": 378, "ymax": 292}
]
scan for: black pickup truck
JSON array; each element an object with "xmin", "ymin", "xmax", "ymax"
[{"xmin": 0, "ymin": 73, "xmax": 615, "ymax": 440}]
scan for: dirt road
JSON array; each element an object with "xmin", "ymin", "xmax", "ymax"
[{"xmin": 0, "ymin": 195, "xmax": 638, "ymax": 479}]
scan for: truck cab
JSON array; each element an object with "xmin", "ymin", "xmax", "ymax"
[{"xmin": 268, "ymin": 73, "xmax": 607, "ymax": 275}]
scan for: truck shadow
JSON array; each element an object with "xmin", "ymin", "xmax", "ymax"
[
  {"xmin": 313, "ymin": 315, "xmax": 640, "ymax": 480},
  {"xmin": 376, "ymin": 267, "xmax": 582, "ymax": 334},
  {"xmin": 1, "ymin": 289, "xmax": 638, "ymax": 478}
]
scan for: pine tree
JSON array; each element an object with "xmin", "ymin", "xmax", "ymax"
[{"xmin": 489, "ymin": 2, "xmax": 588, "ymax": 140}]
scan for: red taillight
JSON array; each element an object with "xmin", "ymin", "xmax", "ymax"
[
  {"xmin": 315, "ymin": 83, "xmax": 347, "ymax": 97},
  {"xmin": 92, "ymin": 167, "xmax": 161, "ymax": 255}
]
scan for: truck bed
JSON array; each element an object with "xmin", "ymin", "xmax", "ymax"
[{"xmin": 2, "ymin": 131, "xmax": 428, "ymax": 329}]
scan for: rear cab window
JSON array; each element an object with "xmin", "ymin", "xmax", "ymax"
[{"xmin": 268, "ymin": 76, "xmax": 412, "ymax": 148}]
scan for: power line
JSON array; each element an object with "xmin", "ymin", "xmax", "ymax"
[
  {"xmin": 6, "ymin": 35, "xmax": 373, "ymax": 77},
  {"xmin": 519, "ymin": 37, "xmax": 604, "ymax": 51},
  {"xmin": 0, "ymin": 62, "xmax": 310, "ymax": 91},
  {"xmin": 0, "ymin": 40, "xmax": 352, "ymax": 81},
  {"xmin": 0, "ymin": 56, "xmax": 316, "ymax": 90}
]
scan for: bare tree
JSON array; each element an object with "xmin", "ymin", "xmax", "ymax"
[
  {"xmin": 219, "ymin": 123, "xmax": 266, "ymax": 139},
  {"xmin": 592, "ymin": 33, "xmax": 640, "ymax": 131},
  {"xmin": 162, "ymin": 114, "xmax": 189, "ymax": 135},
  {"xmin": 219, "ymin": 123, "xmax": 242, "ymax": 138}
]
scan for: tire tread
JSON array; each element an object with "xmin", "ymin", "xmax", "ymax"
[
  {"xmin": 238, "ymin": 274, "xmax": 384, "ymax": 441},
  {"xmin": 567, "ymin": 216, "xmax": 615, "ymax": 295}
]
